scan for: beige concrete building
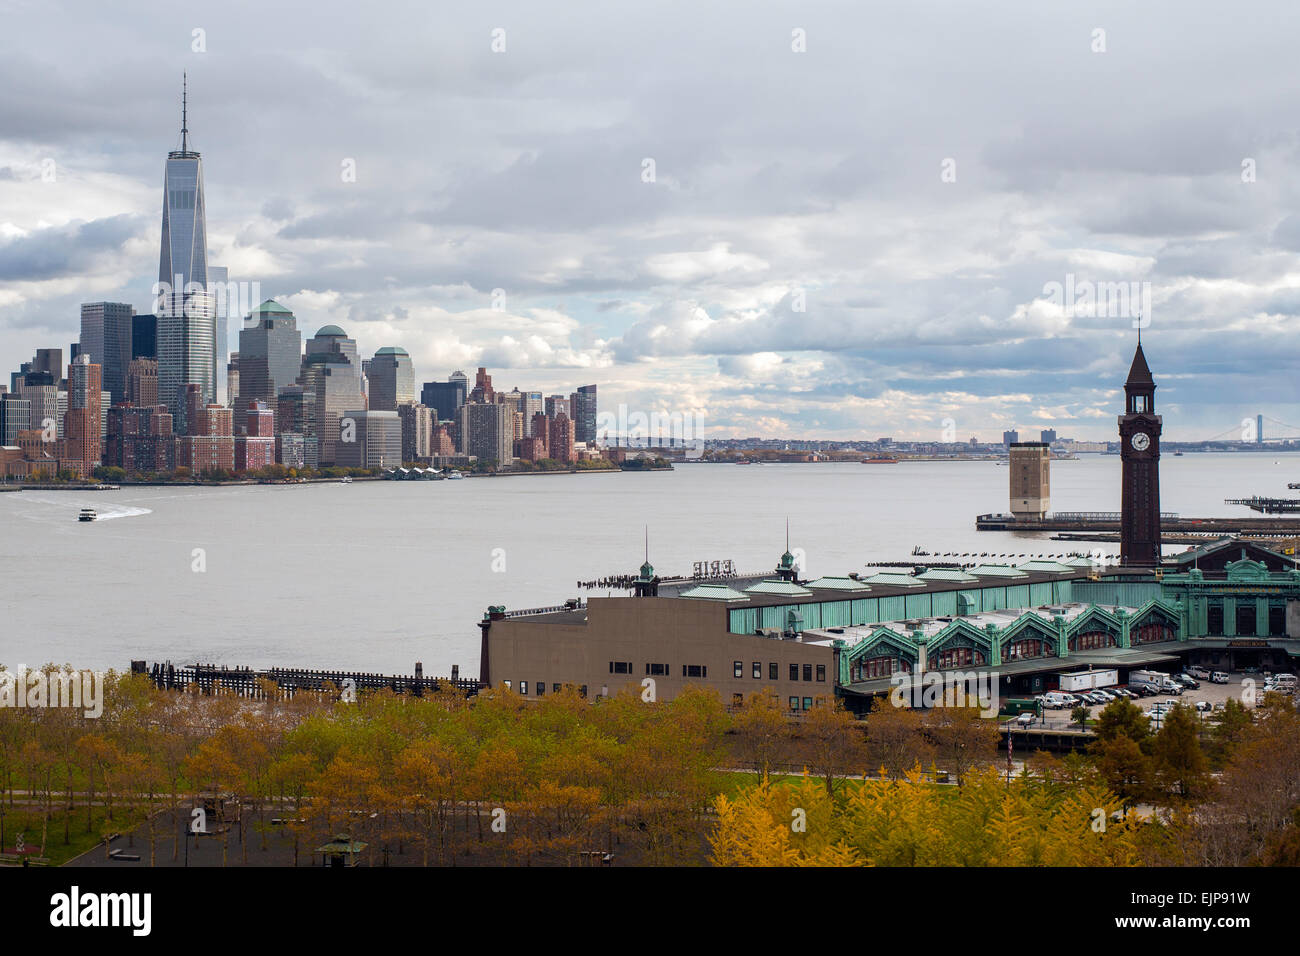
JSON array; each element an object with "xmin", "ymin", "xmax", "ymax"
[
  {"xmin": 478, "ymin": 559, "xmax": 835, "ymax": 710},
  {"xmin": 1009, "ymin": 441, "xmax": 1050, "ymax": 519}
]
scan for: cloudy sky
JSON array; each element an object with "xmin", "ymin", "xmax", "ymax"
[{"xmin": 2, "ymin": 1, "xmax": 1299, "ymax": 441}]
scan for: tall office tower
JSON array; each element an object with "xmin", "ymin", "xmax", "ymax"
[
  {"xmin": 1008, "ymin": 442, "xmax": 1050, "ymax": 520},
  {"xmin": 66, "ymin": 354, "xmax": 103, "ymax": 467},
  {"xmin": 336, "ymin": 410, "xmax": 402, "ymax": 469},
  {"xmin": 496, "ymin": 389, "xmax": 525, "ymax": 439},
  {"xmin": 469, "ymin": 367, "xmax": 495, "ymax": 404},
  {"xmin": 235, "ymin": 301, "xmax": 301, "ymax": 429},
  {"xmin": 397, "ymin": 403, "xmax": 433, "ymax": 462},
  {"xmin": 17, "ymin": 374, "xmax": 58, "ymax": 441},
  {"xmin": 275, "ymin": 384, "xmax": 317, "ymax": 468},
  {"xmin": 126, "ymin": 358, "xmax": 160, "ymax": 408},
  {"xmin": 33, "ymin": 348, "xmax": 63, "ymax": 382},
  {"xmin": 0, "ymin": 395, "xmax": 30, "ymax": 444},
  {"xmin": 1119, "ymin": 343, "xmax": 1162, "ymax": 568},
  {"xmin": 300, "ymin": 352, "xmax": 365, "ymax": 466},
  {"xmin": 1002, "ymin": 430, "xmax": 1019, "ymax": 446},
  {"xmin": 131, "ymin": 315, "xmax": 157, "ymax": 359},
  {"xmin": 571, "ymin": 384, "xmax": 597, "ymax": 443},
  {"xmin": 304, "ymin": 324, "xmax": 361, "ymax": 376},
  {"xmin": 548, "ymin": 412, "xmax": 576, "ymax": 463},
  {"xmin": 1039, "ymin": 428, "xmax": 1057, "ymax": 444},
  {"xmin": 369, "ymin": 347, "xmax": 415, "ymax": 411},
  {"xmin": 209, "ymin": 265, "xmax": 229, "ymax": 403},
  {"xmin": 450, "ymin": 369, "xmax": 468, "ymax": 396},
  {"xmin": 156, "ymin": 75, "xmax": 215, "ymax": 419},
  {"xmin": 80, "ymin": 302, "xmax": 135, "ymax": 404},
  {"xmin": 420, "ymin": 373, "xmax": 467, "ymax": 422},
  {"xmin": 544, "ymin": 394, "xmax": 570, "ymax": 420},
  {"xmin": 523, "ymin": 390, "xmax": 543, "ymax": 423},
  {"xmin": 458, "ymin": 401, "xmax": 512, "ymax": 466}
]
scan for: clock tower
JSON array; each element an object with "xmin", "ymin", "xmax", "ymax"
[{"xmin": 1119, "ymin": 342, "xmax": 1162, "ymax": 566}]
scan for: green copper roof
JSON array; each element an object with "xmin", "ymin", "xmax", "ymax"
[
  {"xmin": 638, "ymin": 560, "xmax": 655, "ymax": 578},
  {"xmin": 806, "ymin": 576, "xmax": 871, "ymax": 592},
  {"xmin": 374, "ymin": 346, "xmax": 409, "ymax": 356},
  {"xmin": 861, "ymin": 572, "xmax": 924, "ymax": 587},
  {"xmin": 967, "ymin": 565, "xmax": 1028, "ymax": 577},
  {"xmin": 744, "ymin": 580, "xmax": 813, "ymax": 597},
  {"xmin": 315, "ymin": 324, "xmax": 347, "ymax": 337},
  {"xmin": 252, "ymin": 299, "xmax": 292, "ymax": 315},
  {"xmin": 916, "ymin": 569, "xmax": 979, "ymax": 583},
  {"xmin": 679, "ymin": 584, "xmax": 750, "ymax": 602},
  {"xmin": 1016, "ymin": 560, "xmax": 1076, "ymax": 574}
]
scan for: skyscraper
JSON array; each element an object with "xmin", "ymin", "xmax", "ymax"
[
  {"xmin": 156, "ymin": 75, "xmax": 215, "ymax": 422},
  {"xmin": 80, "ymin": 302, "xmax": 134, "ymax": 405},
  {"xmin": 458, "ymin": 402, "xmax": 512, "ymax": 466},
  {"xmin": 368, "ymin": 347, "xmax": 415, "ymax": 411},
  {"xmin": 421, "ymin": 374, "xmax": 467, "ymax": 422},
  {"xmin": 210, "ymin": 265, "xmax": 230, "ymax": 404},
  {"xmin": 235, "ymin": 300, "xmax": 302, "ymax": 429},
  {"xmin": 66, "ymin": 354, "xmax": 103, "ymax": 469},
  {"xmin": 571, "ymin": 384, "xmax": 597, "ymax": 443}
]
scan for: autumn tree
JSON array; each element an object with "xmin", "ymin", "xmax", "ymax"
[{"xmin": 801, "ymin": 697, "xmax": 866, "ymax": 796}]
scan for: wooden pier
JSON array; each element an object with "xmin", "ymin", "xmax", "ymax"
[{"xmin": 131, "ymin": 660, "xmax": 483, "ymax": 698}]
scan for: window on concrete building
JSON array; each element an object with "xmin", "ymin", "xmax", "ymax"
[
  {"xmin": 684, "ymin": 665, "xmax": 706, "ymax": 678},
  {"xmin": 611, "ymin": 661, "xmax": 631, "ymax": 674},
  {"xmin": 769, "ymin": 662, "xmax": 778, "ymax": 680},
  {"xmin": 1207, "ymin": 602, "xmax": 1224, "ymax": 635},
  {"xmin": 732, "ymin": 694, "xmax": 742, "ymax": 708},
  {"xmin": 647, "ymin": 663, "xmax": 669, "ymax": 676},
  {"xmin": 519, "ymin": 681, "xmax": 528, "ymax": 695},
  {"xmin": 802, "ymin": 697, "xmax": 813, "ymax": 711},
  {"xmin": 1236, "ymin": 604, "xmax": 1256, "ymax": 637},
  {"xmin": 536, "ymin": 682, "xmax": 544, "ymax": 696},
  {"xmin": 552, "ymin": 683, "xmax": 561, "ymax": 693},
  {"xmin": 803, "ymin": 664, "xmax": 813, "ymax": 682},
  {"xmin": 789, "ymin": 663, "xmax": 799, "ymax": 681},
  {"xmin": 579, "ymin": 685, "xmax": 587, "ymax": 698},
  {"xmin": 1269, "ymin": 604, "xmax": 1286, "ymax": 635},
  {"xmin": 752, "ymin": 662, "xmax": 762, "ymax": 679},
  {"xmin": 734, "ymin": 661, "xmax": 743, "ymax": 678},
  {"xmin": 789, "ymin": 696, "xmax": 800, "ymax": 711},
  {"xmin": 816, "ymin": 665, "xmax": 826, "ymax": 682}
]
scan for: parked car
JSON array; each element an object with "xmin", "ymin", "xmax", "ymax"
[
  {"xmin": 1176, "ymin": 674, "xmax": 1200, "ymax": 689},
  {"xmin": 1194, "ymin": 700, "xmax": 1212, "ymax": 713},
  {"xmin": 1188, "ymin": 667, "xmax": 1211, "ymax": 680},
  {"xmin": 1016, "ymin": 712, "xmax": 1036, "ymax": 726},
  {"xmin": 1211, "ymin": 672, "xmax": 1230, "ymax": 684},
  {"xmin": 1094, "ymin": 690, "xmax": 1116, "ymax": 702}
]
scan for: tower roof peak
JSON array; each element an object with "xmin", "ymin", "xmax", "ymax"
[{"xmin": 1126, "ymin": 342, "xmax": 1154, "ymax": 386}]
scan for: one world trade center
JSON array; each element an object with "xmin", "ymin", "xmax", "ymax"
[{"xmin": 156, "ymin": 74, "xmax": 214, "ymax": 427}]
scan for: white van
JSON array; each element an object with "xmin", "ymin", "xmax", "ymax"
[
  {"xmin": 1211, "ymin": 672, "xmax": 1230, "ymax": 684},
  {"xmin": 1041, "ymin": 692, "xmax": 1073, "ymax": 709}
]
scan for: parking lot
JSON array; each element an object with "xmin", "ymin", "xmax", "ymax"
[{"xmin": 1016, "ymin": 671, "xmax": 1296, "ymax": 730}]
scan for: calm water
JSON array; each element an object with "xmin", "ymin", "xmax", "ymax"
[{"xmin": 1, "ymin": 453, "xmax": 1294, "ymax": 675}]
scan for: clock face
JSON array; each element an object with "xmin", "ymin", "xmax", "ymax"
[{"xmin": 1130, "ymin": 432, "xmax": 1150, "ymax": 451}]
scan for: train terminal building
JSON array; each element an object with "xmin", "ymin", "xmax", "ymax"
[
  {"xmin": 477, "ymin": 538, "xmax": 1300, "ymax": 711},
  {"xmin": 477, "ymin": 345, "xmax": 1299, "ymax": 709}
]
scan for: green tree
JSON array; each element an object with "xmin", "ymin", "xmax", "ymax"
[{"xmin": 1150, "ymin": 704, "xmax": 1208, "ymax": 801}]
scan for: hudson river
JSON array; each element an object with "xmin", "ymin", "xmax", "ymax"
[{"xmin": 1, "ymin": 453, "xmax": 1294, "ymax": 675}]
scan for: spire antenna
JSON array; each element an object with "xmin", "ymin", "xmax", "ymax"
[
  {"xmin": 181, "ymin": 72, "xmax": 189, "ymax": 153},
  {"xmin": 644, "ymin": 525, "xmax": 649, "ymax": 563}
]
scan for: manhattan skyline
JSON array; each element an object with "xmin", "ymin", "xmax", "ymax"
[{"xmin": 2, "ymin": 3, "xmax": 1299, "ymax": 441}]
